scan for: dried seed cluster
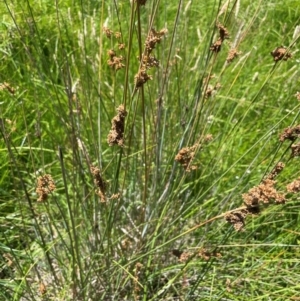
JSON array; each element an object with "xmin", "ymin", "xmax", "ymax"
[
  {"xmin": 271, "ymin": 46, "xmax": 292, "ymax": 61},
  {"xmin": 280, "ymin": 125, "xmax": 300, "ymax": 142},
  {"xmin": 107, "ymin": 104, "xmax": 127, "ymax": 147},
  {"xmin": 134, "ymin": 28, "xmax": 167, "ymax": 89},
  {"xmin": 226, "ymin": 48, "xmax": 240, "ymax": 63},
  {"xmin": 175, "ymin": 136, "xmax": 212, "ymax": 172},
  {"xmin": 107, "ymin": 49, "xmax": 125, "ymax": 71},
  {"xmin": 225, "ymin": 162, "xmax": 286, "ymax": 231},
  {"xmin": 172, "ymin": 248, "xmax": 221, "ymax": 263},
  {"xmin": 280, "ymin": 124, "xmax": 300, "ymax": 157},
  {"xmin": 210, "ymin": 23, "xmax": 229, "ymax": 53},
  {"xmin": 175, "ymin": 144, "xmax": 199, "ymax": 172},
  {"xmin": 287, "ymin": 178, "xmax": 300, "ymax": 193},
  {"xmin": 36, "ymin": 174, "xmax": 56, "ymax": 202},
  {"xmin": 104, "ymin": 27, "xmax": 125, "ymax": 70},
  {"xmin": 90, "ymin": 165, "xmax": 107, "ymax": 202}
]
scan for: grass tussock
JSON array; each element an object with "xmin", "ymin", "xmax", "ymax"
[{"xmin": 0, "ymin": 0, "xmax": 300, "ymax": 300}]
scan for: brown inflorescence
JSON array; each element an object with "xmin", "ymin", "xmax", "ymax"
[
  {"xmin": 90, "ymin": 166, "xmax": 107, "ymax": 203},
  {"xmin": 226, "ymin": 48, "xmax": 240, "ymax": 63},
  {"xmin": 287, "ymin": 178, "xmax": 300, "ymax": 193},
  {"xmin": 134, "ymin": 69, "xmax": 153, "ymax": 88},
  {"xmin": 243, "ymin": 178, "xmax": 286, "ymax": 206},
  {"xmin": 210, "ymin": 23, "xmax": 229, "ymax": 53},
  {"xmin": 134, "ymin": 28, "xmax": 167, "ymax": 90},
  {"xmin": 266, "ymin": 162, "xmax": 285, "ymax": 180},
  {"xmin": 225, "ymin": 162, "xmax": 286, "ymax": 231},
  {"xmin": 36, "ymin": 174, "xmax": 56, "ymax": 202},
  {"xmin": 279, "ymin": 125, "xmax": 300, "ymax": 142},
  {"xmin": 145, "ymin": 28, "xmax": 167, "ymax": 53},
  {"xmin": 271, "ymin": 46, "xmax": 292, "ymax": 61},
  {"xmin": 107, "ymin": 104, "xmax": 127, "ymax": 147},
  {"xmin": 291, "ymin": 143, "xmax": 300, "ymax": 157},
  {"xmin": 198, "ymin": 248, "xmax": 222, "ymax": 261},
  {"xmin": 107, "ymin": 49, "xmax": 125, "ymax": 71},
  {"xmin": 224, "ymin": 209, "xmax": 248, "ymax": 232},
  {"xmin": 172, "ymin": 248, "xmax": 221, "ymax": 262},
  {"xmin": 175, "ymin": 144, "xmax": 199, "ymax": 172},
  {"xmin": 103, "ymin": 27, "xmax": 113, "ymax": 38}
]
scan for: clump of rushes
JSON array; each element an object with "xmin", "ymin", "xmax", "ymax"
[
  {"xmin": 225, "ymin": 162, "xmax": 286, "ymax": 231},
  {"xmin": 175, "ymin": 135, "xmax": 213, "ymax": 172},
  {"xmin": 36, "ymin": 174, "xmax": 56, "ymax": 202},
  {"xmin": 134, "ymin": 28, "xmax": 167, "ymax": 89},
  {"xmin": 90, "ymin": 165, "xmax": 107, "ymax": 203},
  {"xmin": 210, "ymin": 23, "xmax": 229, "ymax": 53},
  {"xmin": 270, "ymin": 46, "xmax": 292, "ymax": 61},
  {"xmin": 107, "ymin": 104, "xmax": 127, "ymax": 147}
]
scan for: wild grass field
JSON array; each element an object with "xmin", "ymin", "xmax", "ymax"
[{"xmin": 0, "ymin": 0, "xmax": 300, "ymax": 300}]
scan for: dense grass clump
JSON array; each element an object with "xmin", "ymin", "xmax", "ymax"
[{"xmin": 0, "ymin": 0, "xmax": 300, "ymax": 300}]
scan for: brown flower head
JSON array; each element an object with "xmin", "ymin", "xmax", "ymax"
[
  {"xmin": 175, "ymin": 144, "xmax": 199, "ymax": 172},
  {"xmin": 210, "ymin": 24, "xmax": 229, "ymax": 53},
  {"xmin": 107, "ymin": 50, "xmax": 125, "ymax": 71},
  {"xmin": 287, "ymin": 178, "xmax": 300, "ymax": 193},
  {"xmin": 225, "ymin": 209, "xmax": 248, "ymax": 232},
  {"xmin": 145, "ymin": 28, "xmax": 167, "ymax": 54},
  {"xmin": 90, "ymin": 165, "xmax": 107, "ymax": 202},
  {"xmin": 218, "ymin": 24, "xmax": 230, "ymax": 40},
  {"xmin": 291, "ymin": 142, "xmax": 300, "ymax": 157},
  {"xmin": 36, "ymin": 174, "xmax": 56, "ymax": 202},
  {"xmin": 103, "ymin": 27, "xmax": 113, "ymax": 38},
  {"xmin": 271, "ymin": 46, "xmax": 292, "ymax": 61},
  {"xmin": 226, "ymin": 48, "xmax": 240, "ymax": 63},
  {"xmin": 134, "ymin": 68, "xmax": 152, "ymax": 89},
  {"xmin": 266, "ymin": 162, "xmax": 285, "ymax": 180},
  {"xmin": 243, "ymin": 178, "xmax": 286, "ymax": 206},
  {"xmin": 107, "ymin": 104, "xmax": 127, "ymax": 147},
  {"xmin": 279, "ymin": 125, "xmax": 300, "ymax": 142}
]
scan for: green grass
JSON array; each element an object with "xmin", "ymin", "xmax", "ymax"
[{"xmin": 0, "ymin": 0, "xmax": 300, "ymax": 300}]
